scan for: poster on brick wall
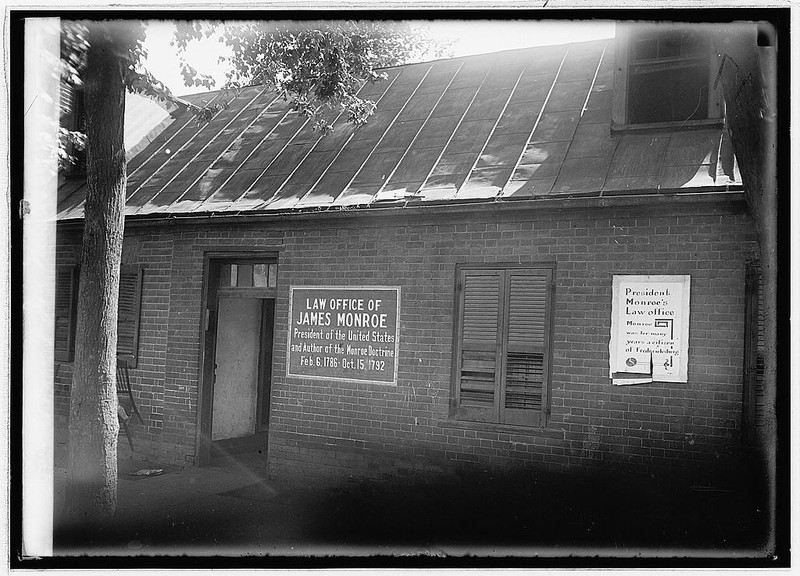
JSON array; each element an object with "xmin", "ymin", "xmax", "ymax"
[
  {"xmin": 609, "ymin": 275, "xmax": 690, "ymax": 385},
  {"xmin": 287, "ymin": 286, "xmax": 400, "ymax": 385}
]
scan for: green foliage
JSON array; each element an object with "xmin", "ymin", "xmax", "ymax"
[
  {"xmin": 215, "ymin": 21, "xmax": 449, "ymax": 132},
  {"xmin": 58, "ymin": 19, "xmax": 449, "ymax": 166},
  {"xmin": 61, "ymin": 21, "xmax": 179, "ymax": 105}
]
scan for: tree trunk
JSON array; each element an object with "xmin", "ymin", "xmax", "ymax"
[{"xmin": 65, "ymin": 24, "xmax": 128, "ymax": 524}]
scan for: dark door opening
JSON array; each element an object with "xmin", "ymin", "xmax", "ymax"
[
  {"xmin": 199, "ymin": 256, "xmax": 277, "ymax": 468},
  {"xmin": 209, "ymin": 297, "xmax": 274, "ymax": 464}
]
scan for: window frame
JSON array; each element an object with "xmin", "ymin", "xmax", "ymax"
[
  {"xmin": 216, "ymin": 259, "xmax": 279, "ymax": 298},
  {"xmin": 54, "ymin": 265, "xmax": 144, "ymax": 366},
  {"xmin": 54, "ymin": 266, "xmax": 78, "ymax": 362},
  {"xmin": 612, "ymin": 23, "xmax": 724, "ymax": 132},
  {"xmin": 450, "ymin": 262, "xmax": 556, "ymax": 429}
]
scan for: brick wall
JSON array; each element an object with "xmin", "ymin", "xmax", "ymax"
[
  {"xmin": 54, "ymin": 195, "xmax": 759, "ymax": 480},
  {"xmin": 54, "ymin": 238, "xmax": 79, "ymax": 460},
  {"xmin": 54, "ymin": 229, "xmax": 177, "ymax": 464}
]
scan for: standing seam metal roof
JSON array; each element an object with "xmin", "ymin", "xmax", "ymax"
[{"xmin": 56, "ymin": 39, "xmax": 741, "ymax": 221}]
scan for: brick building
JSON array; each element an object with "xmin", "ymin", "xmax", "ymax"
[{"xmin": 55, "ymin": 29, "xmax": 766, "ymax": 486}]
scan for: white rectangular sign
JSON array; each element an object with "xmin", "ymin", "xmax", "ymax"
[
  {"xmin": 609, "ymin": 275, "xmax": 690, "ymax": 385},
  {"xmin": 287, "ymin": 286, "xmax": 401, "ymax": 385}
]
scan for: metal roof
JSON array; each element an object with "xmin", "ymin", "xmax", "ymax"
[{"xmin": 56, "ymin": 39, "xmax": 741, "ymax": 221}]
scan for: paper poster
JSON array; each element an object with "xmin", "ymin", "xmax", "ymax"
[{"xmin": 609, "ymin": 275, "xmax": 690, "ymax": 385}]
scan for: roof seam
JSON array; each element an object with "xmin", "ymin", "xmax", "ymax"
[
  {"xmin": 147, "ymin": 87, "xmax": 271, "ymax": 214},
  {"xmin": 413, "ymin": 66, "xmax": 492, "ymax": 200},
  {"xmin": 586, "ymin": 44, "xmax": 617, "ymax": 196},
  {"xmin": 295, "ymin": 133, "xmax": 359, "ymax": 204},
  {"xmin": 126, "ymin": 91, "xmax": 233, "ymax": 204},
  {"xmin": 581, "ymin": 43, "xmax": 608, "ymax": 119},
  {"xmin": 552, "ymin": 44, "xmax": 612, "ymax": 195},
  {"xmin": 456, "ymin": 66, "xmax": 527, "ymax": 197},
  {"xmin": 170, "ymin": 92, "xmax": 283, "ymax": 208},
  {"xmin": 332, "ymin": 64, "xmax": 435, "ymax": 206},
  {"xmin": 375, "ymin": 61, "xmax": 466, "ymax": 200},
  {"xmin": 292, "ymin": 76, "xmax": 408, "ymax": 206},
  {"xmin": 226, "ymin": 77, "xmax": 376, "ymax": 210},
  {"xmin": 499, "ymin": 48, "xmax": 570, "ymax": 196},
  {"xmin": 199, "ymin": 103, "xmax": 297, "ymax": 210},
  {"xmin": 126, "ymin": 90, "xmax": 225, "ymax": 180},
  {"xmin": 257, "ymin": 69, "xmax": 408, "ymax": 210},
  {"xmin": 231, "ymin": 113, "xmax": 314, "ymax": 209}
]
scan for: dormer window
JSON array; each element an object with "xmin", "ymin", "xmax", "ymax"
[{"xmin": 613, "ymin": 23, "xmax": 723, "ymax": 130}]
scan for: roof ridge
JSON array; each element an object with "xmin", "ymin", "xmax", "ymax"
[{"xmin": 174, "ymin": 37, "xmax": 614, "ymax": 99}]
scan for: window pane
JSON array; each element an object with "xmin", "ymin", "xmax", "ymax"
[
  {"xmin": 238, "ymin": 264, "xmax": 253, "ymax": 287},
  {"xmin": 268, "ymin": 264, "xmax": 278, "ymax": 288},
  {"xmin": 219, "ymin": 264, "xmax": 231, "ymax": 288},
  {"xmin": 628, "ymin": 63, "xmax": 709, "ymax": 124},
  {"xmin": 253, "ymin": 264, "xmax": 269, "ymax": 287}
]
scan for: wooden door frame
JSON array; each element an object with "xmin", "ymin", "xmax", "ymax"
[{"xmin": 196, "ymin": 249, "xmax": 281, "ymax": 466}]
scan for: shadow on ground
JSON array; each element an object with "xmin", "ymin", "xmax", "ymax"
[{"xmin": 53, "ymin": 460, "xmax": 771, "ymax": 559}]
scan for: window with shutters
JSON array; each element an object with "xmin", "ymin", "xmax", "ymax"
[
  {"xmin": 117, "ymin": 266, "xmax": 143, "ymax": 366},
  {"xmin": 742, "ymin": 260, "xmax": 765, "ymax": 444},
  {"xmin": 54, "ymin": 267, "xmax": 78, "ymax": 362},
  {"xmin": 53, "ymin": 265, "xmax": 143, "ymax": 365},
  {"xmin": 452, "ymin": 264, "xmax": 555, "ymax": 427}
]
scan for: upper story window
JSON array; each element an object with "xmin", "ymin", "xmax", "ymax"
[{"xmin": 613, "ymin": 24, "xmax": 723, "ymax": 130}]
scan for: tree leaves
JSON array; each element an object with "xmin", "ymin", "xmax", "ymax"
[
  {"xmin": 58, "ymin": 19, "xmax": 449, "ymax": 168},
  {"xmin": 209, "ymin": 20, "xmax": 450, "ymax": 132}
]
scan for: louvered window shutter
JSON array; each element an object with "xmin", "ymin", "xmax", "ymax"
[
  {"xmin": 117, "ymin": 267, "xmax": 143, "ymax": 367},
  {"xmin": 60, "ymin": 84, "xmax": 75, "ymax": 127},
  {"xmin": 62, "ymin": 86, "xmax": 86, "ymax": 177},
  {"xmin": 455, "ymin": 270, "xmax": 503, "ymax": 422},
  {"xmin": 501, "ymin": 270, "xmax": 552, "ymax": 427},
  {"xmin": 54, "ymin": 267, "xmax": 77, "ymax": 362},
  {"xmin": 742, "ymin": 261, "xmax": 765, "ymax": 443},
  {"xmin": 754, "ymin": 270, "xmax": 766, "ymax": 429}
]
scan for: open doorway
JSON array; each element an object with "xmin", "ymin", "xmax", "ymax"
[{"xmin": 198, "ymin": 255, "xmax": 277, "ymax": 469}]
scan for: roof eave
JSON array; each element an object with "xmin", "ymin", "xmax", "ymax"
[{"xmin": 55, "ymin": 185, "xmax": 746, "ymax": 230}]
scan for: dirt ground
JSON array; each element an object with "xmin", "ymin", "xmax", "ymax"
[{"xmin": 51, "ymin": 452, "xmax": 773, "ymax": 562}]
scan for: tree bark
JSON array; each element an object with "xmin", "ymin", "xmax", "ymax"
[{"xmin": 65, "ymin": 24, "xmax": 128, "ymax": 524}]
